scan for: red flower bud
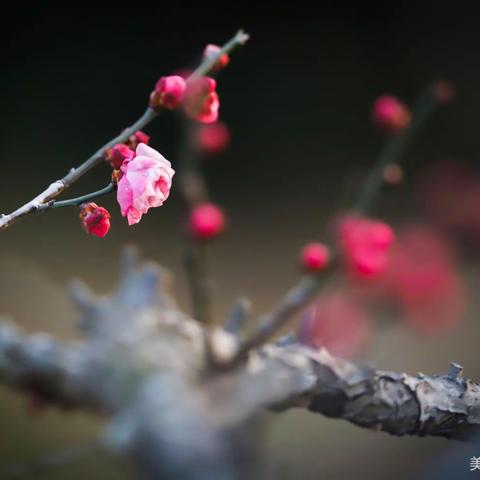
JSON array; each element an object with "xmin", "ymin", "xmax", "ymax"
[
  {"xmin": 203, "ymin": 44, "xmax": 230, "ymax": 71},
  {"xmin": 300, "ymin": 242, "xmax": 331, "ymax": 272},
  {"xmin": 189, "ymin": 203, "xmax": 225, "ymax": 240},
  {"xmin": 432, "ymin": 79, "xmax": 455, "ymax": 105},
  {"xmin": 372, "ymin": 95, "xmax": 411, "ymax": 133},
  {"xmin": 382, "ymin": 163, "xmax": 403, "ymax": 184},
  {"xmin": 194, "ymin": 122, "xmax": 230, "ymax": 155},
  {"xmin": 339, "ymin": 216, "xmax": 394, "ymax": 279},
  {"xmin": 149, "ymin": 75, "xmax": 186, "ymax": 111},
  {"xmin": 125, "ymin": 130, "xmax": 150, "ymax": 150},
  {"xmin": 80, "ymin": 202, "xmax": 111, "ymax": 238},
  {"xmin": 104, "ymin": 143, "xmax": 135, "ymax": 169}
]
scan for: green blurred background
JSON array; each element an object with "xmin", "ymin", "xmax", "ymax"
[{"xmin": 2, "ymin": 5, "xmax": 480, "ymax": 479}]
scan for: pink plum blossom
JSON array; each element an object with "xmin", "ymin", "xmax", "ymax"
[{"xmin": 117, "ymin": 143, "xmax": 175, "ymax": 225}]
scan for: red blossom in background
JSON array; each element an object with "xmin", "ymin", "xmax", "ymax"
[
  {"xmin": 149, "ymin": 75, "xmax": 186, "ymax": 111},
  {"xmin": 104, "ymin": 143, "xmax": 135, "ymax": 169},
  {"xmin": 383, "ymin": 224, "xmax": 466, "ymax": 335},
  {"xmin": 194, "ymin": 122, "xmax": 230, "ymax": 155},
  {"xmin": 300, "ymin": 242, "xmax": 331, "ymax": 272},
  {"xmin": 432, "ymin": 79, "xmax": 456, "ymax": 105},
  {"xmin": 80, "ymin": 202, "xmax": 111, "ymax": 238},
  {"xmin": 338, "ymin": 216, "xmax": 395, "ymax": 280},
  {"xmin": 203, "ymin": 44, "xmax": 230, "ymax": 71},
  {"xmin": 372, "ymin": 95, "xmax": 411, "ymax": 133},
  {"xmin": 417, "ymin": 161, "xmax": 480, "ymax": 243},
  {"xmin": 189, "ymin": 203, "xmax": 225, "ymax": 240},
  {"xmin": 298, "ymin": 291, "xmax": 371, "ymax": 358},
  {"xmin": 184, "ymin": 77, "xmax": 220, "ymax": 124}
]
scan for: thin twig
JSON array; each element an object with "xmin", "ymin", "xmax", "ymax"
[
  {"xmin": 40, "ymin": 183, "xmax": 115, "ymax": 211},
  {"xmin": 231, "ymin": 275, "xmax": 325, "ymax": 364},
  {"xmin": 356, "ymin": 83, "xmax": 439, "ymax": 214},
  {"xmin": 0, "ymin": 30, "xmax": 249, "ymax": 232}
]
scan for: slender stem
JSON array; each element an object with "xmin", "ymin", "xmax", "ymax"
[
  {"xmin": 189, "ymin": 29, "xmax": 249, "ymax": 80},
  {"xmin": 178, "ymin": 118, "xmax": 213, "ymax": 324},
  {"xmin": 356, "ymin": 84, "xmax": 438, "ymax": 214},
  {"xmin": 233, "ymin": 276, "xmax": 321, "ymax": 361},
  {"xmin": 184, "ymin": 242, "xmax": 213, "ymax": 324},
  {"xmin": 61, "ymin": 109, "xmax": 157, "ymax": 188},
  {"xmin": 46, "ymin": 183, "xmax": 115, "ymax": 210},
  {"xmin": 0, "ymin": 30, "xmax": 249, "ymax": 232}
]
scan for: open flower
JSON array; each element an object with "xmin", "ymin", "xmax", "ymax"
[{"xmin": 117, "ymin": 143, "xmax": 175, "ymax": 225}]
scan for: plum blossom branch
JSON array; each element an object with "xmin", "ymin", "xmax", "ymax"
[
  {"xmin": 230, "ymin": 83, "xmax": 450, "ymax": 363},
  {"xmin": 0, "ymin": 30, "xmax": 249, "ymax": 232}
]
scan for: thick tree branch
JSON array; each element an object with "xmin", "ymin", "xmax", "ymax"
[
  {"xmin": 0, "ymin": 251, "xmax": 478, "ymax": 478},
  {"xmin": 256, "ymin": 344, "xmax": 480, "ymax": 439}
]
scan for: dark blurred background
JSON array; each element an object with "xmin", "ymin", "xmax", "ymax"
[{"xmin": 1, "ymin": 5, "xmax": 480, "ymax": 479}]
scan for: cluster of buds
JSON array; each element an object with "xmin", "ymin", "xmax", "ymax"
[
  {"xmin": 339, "ymin": 216, "xmax": 395, "ymax": 279},
  {"xmin": 104, "ymin": 131, "xmax": 150, "ymax": 170},
  {"xmin": 149, "ymin": 44, "xmax": 230, "ymax": 123},
  {"xmin": 149, "ymin": 72, "xmax": 221, "ymax": 124}
]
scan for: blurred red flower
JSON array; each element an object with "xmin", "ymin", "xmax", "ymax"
[
  {"xmin": 418, "ymin": 160, "xmax": 480, "ymax": 243},
  {"xmin": 384, "ymin": 224, "xmax": 466, "ymax": 334},
  {"xmin": 298, "ymin": 291, "xmax": 371, "ymax": 358}
]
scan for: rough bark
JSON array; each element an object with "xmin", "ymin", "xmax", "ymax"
[{"xmin": 1, "ymin": 250, "xmax": 479, "ymax": 479}]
